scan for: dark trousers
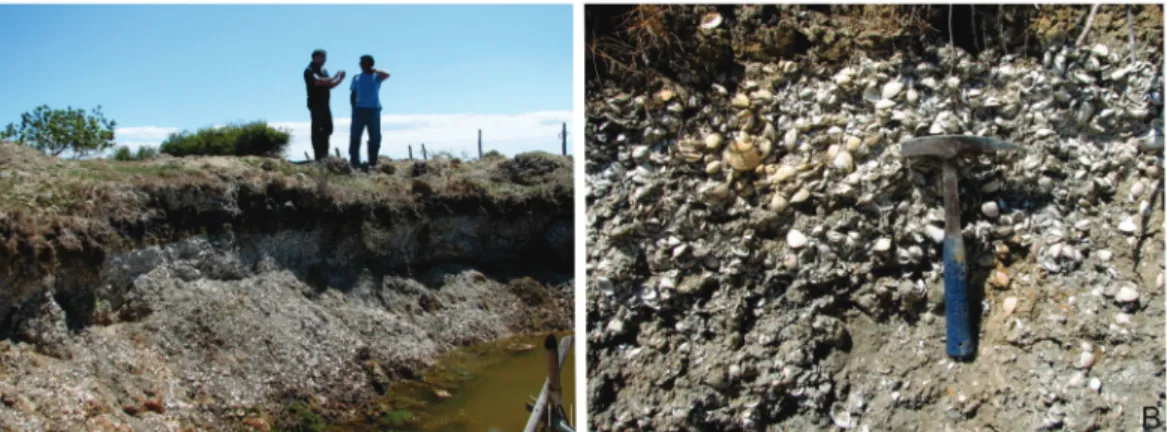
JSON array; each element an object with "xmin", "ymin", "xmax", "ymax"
[
  {"xmin": 350, "ymin": 107, "xmax": 381, "ymax": 167},
  {"xmin": 309, "ymin": 105, "xmax": 333, "ymax": 161}
]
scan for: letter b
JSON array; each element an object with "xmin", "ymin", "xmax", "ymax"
[{"xmin": 1145, "ymin": 406, "xmax": 1162, "ymax": 429}]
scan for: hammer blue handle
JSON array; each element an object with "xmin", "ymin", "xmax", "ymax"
[
  {"xmin": 943, "ymin": 232, "xmax": 974, "ymax": 359},
  {"xmin": 937, "ymin": 160, "xmax": 974, "ymax": 360}
]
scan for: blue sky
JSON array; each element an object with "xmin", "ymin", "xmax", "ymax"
[{"xmin": 0, "ymin": 4, "xmax": 573, "ymax": 160}]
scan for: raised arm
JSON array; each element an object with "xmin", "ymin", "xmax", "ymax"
[
  {"xmin": 375, "ymin": 69, "xmax": 390, "ymax": 81},
  {"xmin": 306, "ymin": 69, "xmax": 344, "ymax": 87},
  {"xmin": 329, "ymin": 70, "xmax": 346, "ymax": 89}
]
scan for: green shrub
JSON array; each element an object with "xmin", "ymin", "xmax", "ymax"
[
  {"xmin": 159, "ymin": 121, "xmax": 290, "ymax": 157},
  {"xmin": 111, "ymin": 145, "xmax": 159, "ymax": 161},
  {"xmin": 136, "ymin": 146, "xmax": 158, "ymax": 160},
  {"xmin": 112, "ymin": 146, "xmax": 134, "ymax": 161},
  {"xmin": 482, "ymin": 150, "xmax": 506, "ymax": 161}
]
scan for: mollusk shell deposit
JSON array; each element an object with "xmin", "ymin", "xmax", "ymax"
[{"xmin": 587, "ymin": 5, "xmax": 1163, "ymax": 432}]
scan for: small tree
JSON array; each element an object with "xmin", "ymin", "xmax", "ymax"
[{"xmin": 0, "ymin": 105, "xmax": 117, "ymax": 158}]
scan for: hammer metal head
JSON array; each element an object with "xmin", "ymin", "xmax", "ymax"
[{"xmin": 900, "ymin": 135, "xmax": 1023, "ymax": 160}]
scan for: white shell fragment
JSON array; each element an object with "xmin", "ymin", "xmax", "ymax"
[
  {"xmin": 1002, "ymin": 297, "xmax": 1018, "ymax": 315},
  {"xmin": 882, "ymin": 79, "xmax": 904, "ymax": 99},
  {"xmin": 787, "ymin": 229, "xmax": 808, "ymax": 249},
  {"xmin": 981, "ymin": 202, "xmax": 999, "ymax": 218},
  {"xmin": 1115, "ymin": 285, "xmax": 1139, "ymax": 303},
  {"xmin": 833, "ymin": 150, "xmax": 855, "ymax": 172},
  {"xmin": 923, "ymin": 225, "xmax": 945, "ymax": 244},
  {"xmin": 1076, "ymin": 350, "xmax": 1096, "ymax": 369},
  {"xmin": 699, "ymin": 12, "xmax": 723, "ymax": 30},
  {"xmin": 769, "ymin": 194, "xmax": 789, "ymax": 213},
  {"xmin": 1118, "ymin": 216, "xmax": 1138, "ymax": 234}
]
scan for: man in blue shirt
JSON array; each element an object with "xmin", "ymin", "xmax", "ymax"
[{"xmin": 349, "ymin": 54, "xmax": 390, "ymax": 170}]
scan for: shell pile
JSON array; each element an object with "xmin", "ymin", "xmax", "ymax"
[{"xmin": 586, "ymin": 12, "xmax": 1164, "ymax": 432}]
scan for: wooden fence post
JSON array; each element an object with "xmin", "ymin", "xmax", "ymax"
[
  {"xmin": 478, "ymin": 129, "xmax": 483, "ymax": 159},
  {"xmin": 421, "ymin": 143, "xmax": 427, "ymax": 161},
  {"xmin": 333, "ymin": 147, "xmax": 340, "ymax": 158},
  {"xmin": 408, "ymin": 144, "xmax": 413, "ymax": 160},
  {"xmin": 561, "ymin": 122, "xmax": 567, "ymax": 156},
  {"xmin": 304, "ymin": 151, "xmax": 310, "ymax": 161}
]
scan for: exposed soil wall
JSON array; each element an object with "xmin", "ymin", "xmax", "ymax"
[{"xmin": 0, "ymin": 143, "xmax": 574, "ymax": 431}]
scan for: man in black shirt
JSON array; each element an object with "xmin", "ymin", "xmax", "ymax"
[{"xmin": 304, "ymin": 49, "xmax": 345, "ymax": 161}]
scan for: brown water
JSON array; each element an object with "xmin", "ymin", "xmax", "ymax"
[{"xmin": 332, "ymin": 333, "xmax": 577, "ymax": 432}]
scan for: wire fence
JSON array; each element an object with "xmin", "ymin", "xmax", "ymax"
[{"xmin": 297, "ymin": 121, "xmax": 570, "ymax": 164}]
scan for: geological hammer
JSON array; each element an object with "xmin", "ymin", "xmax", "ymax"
[{"xmin": 900, "ymin": 135, "xmax": 1022, "ymax": 360}]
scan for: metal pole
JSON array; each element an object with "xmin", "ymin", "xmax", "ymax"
[
  {"xmin": 422, "ymin": 143, "xmax": 428, "ymax": 161},
  {"xmin": 304, "ymin": 151, "xmax": 310, "ymax": 161},
  {"xmin": 408, "ymin": 144, "xmax": 413, "ymax": 160},
  {"xmin": 333, "ymin": 147, "xmax": 340, "ymax": 158},
  {"xmin": 561, "ymin": 122, "xmax": 567, "ymax": 156},
  {"xmin": 524, "ymin": 335, "xmax": 572, "ymax": 432},
  {"xmin": 478, "ymin": 129, "xmax": 483, "ymax": 159},
  {"xmin": 555, "ymin": 420, "xmax": 575, "ymax": 432}
]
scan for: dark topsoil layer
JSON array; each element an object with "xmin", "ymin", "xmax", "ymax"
[
  {"xmin": 586, "ymin": 4, "xmax": 1163, "ymax": 90},
  {"xmin": 0, "ymin": 142, "xmax": 573, "ymax": 320}
]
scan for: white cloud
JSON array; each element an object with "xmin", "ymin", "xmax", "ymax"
[
  {"xmin": 115, "ymin": 126, "xmax": 179, "ymax": 150},
  {"xmin": 114, "ymin": 111, "xmax": 574, "ymax": 162}
]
